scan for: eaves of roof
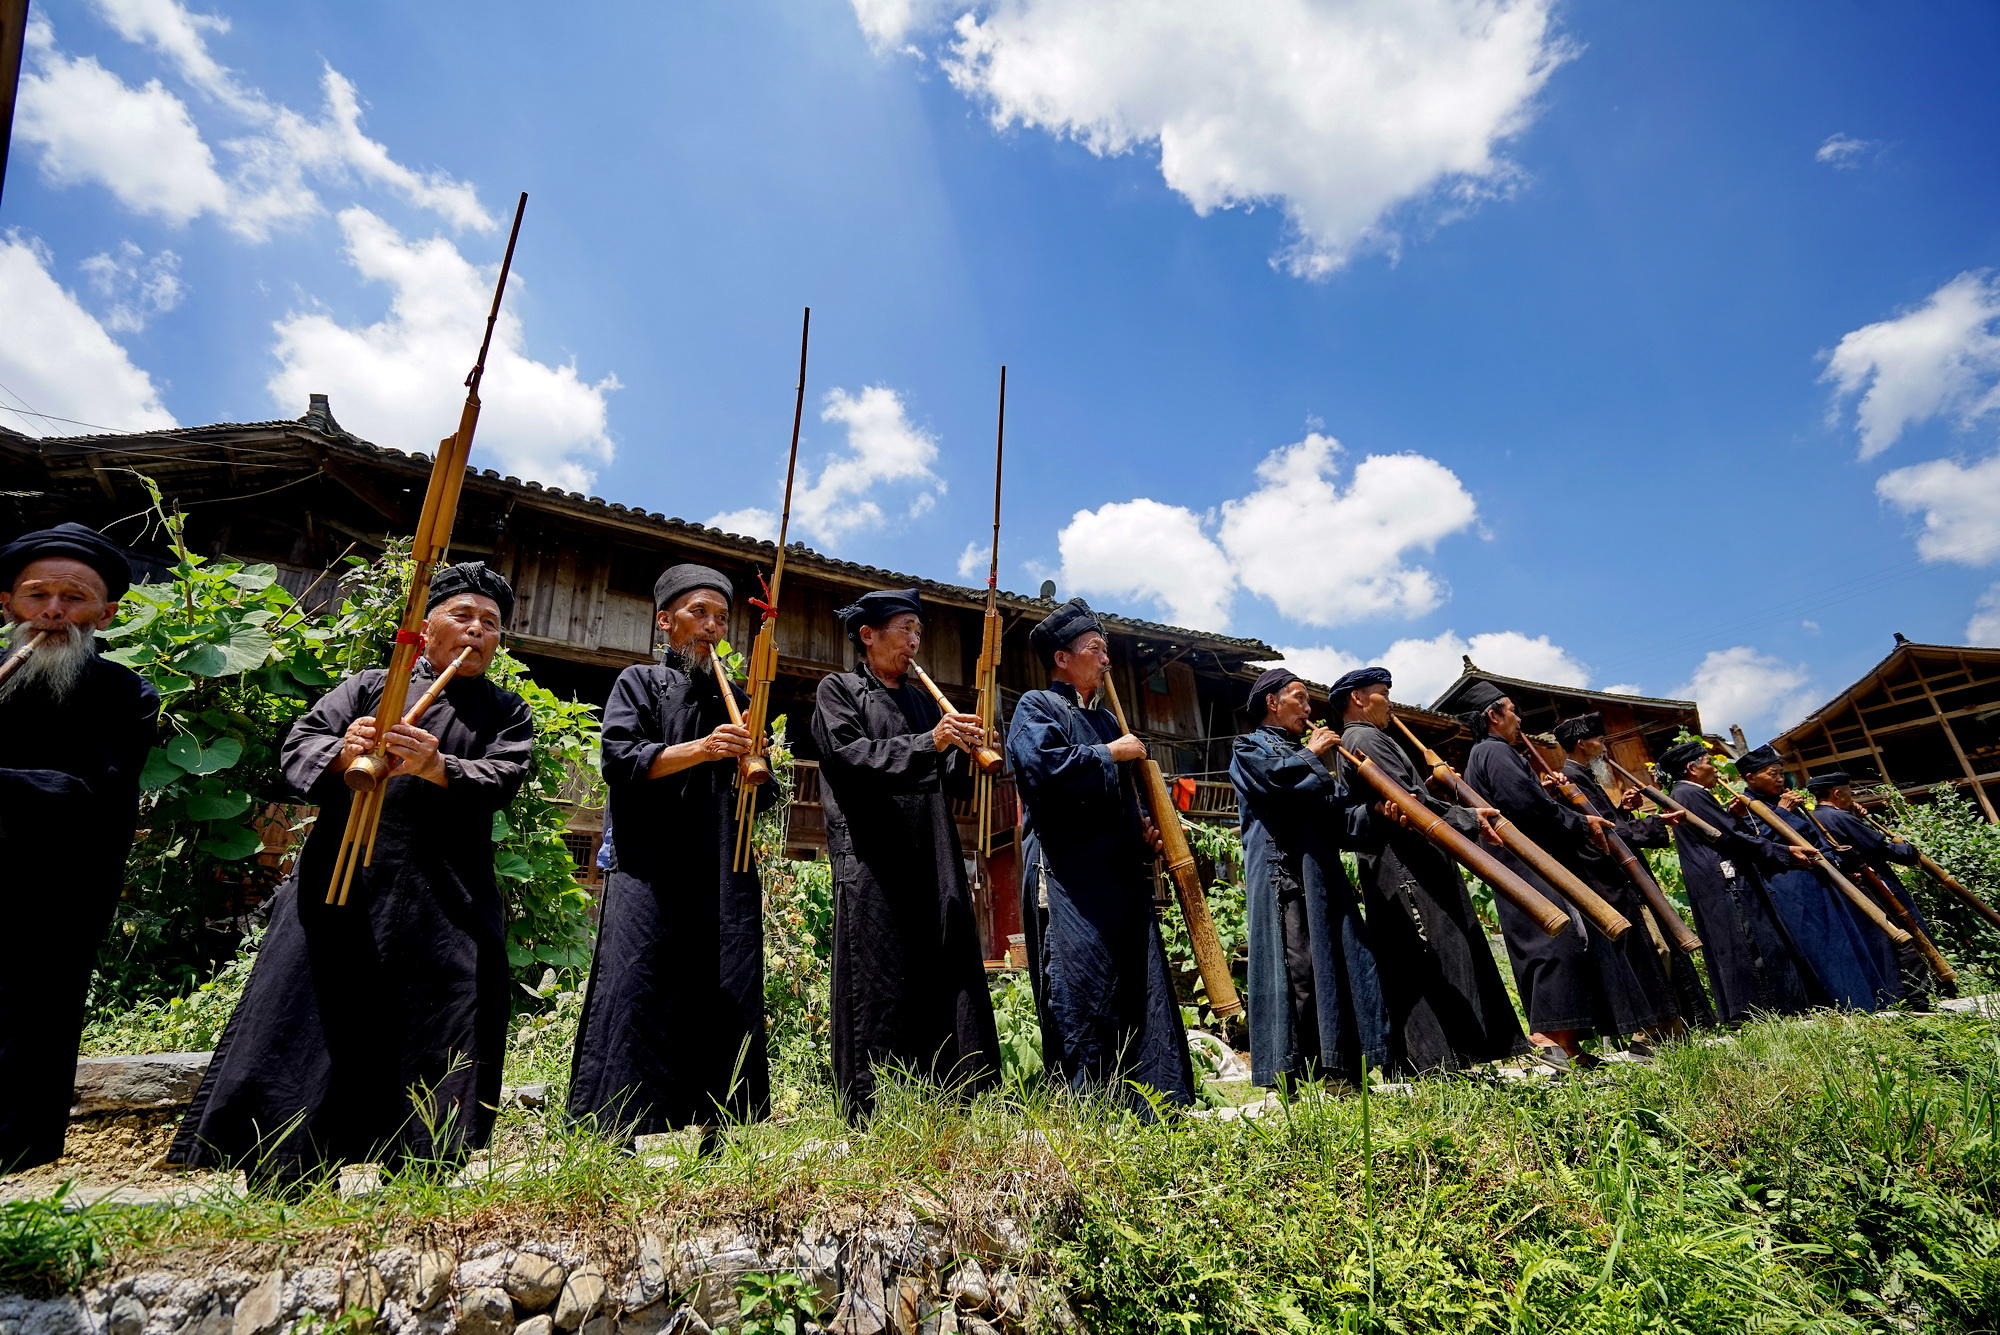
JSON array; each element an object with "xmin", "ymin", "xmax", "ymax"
[
  {"xmin": 1775, "ymin": 640, "xmax": 2000, "ymax": 742},
  {"xmin": 1430, "ymin": 665, "xmax": 1699, "ymax": 716}
]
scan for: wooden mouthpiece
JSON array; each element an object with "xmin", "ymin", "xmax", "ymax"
[
  {"xmin": 712, "ymin": 653, "xmax": 771, "ymax": 786},
  {"xmin": 344, "ymin": 646, "xmax": 475, "ymax": 793},
  {"xmin": 912, "ymin": 664, "xmax": 1004, "ymax": 775}
]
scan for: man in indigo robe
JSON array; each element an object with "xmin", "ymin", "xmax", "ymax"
[
  {"xmin": 1735, "ymin": 746, "xmax": 1895, "ymax": 1011},
  {"xmin": 1554, "ymin": 712, "xmax": 1713, "ymax": 1031},
  {"xmin": 1334, "ymin": 667, "xmax": 1528, "ymax": 1075},
  {"xmin": 1004, "ymin": 598, "xmax": 1194, "ymax": 1113},
  {"xmin": 171, "ymin": 563, "xmax": 531, "ymax": 1186},
  {"xmin": 0, "ymin": 524, "xmax": 159, "ymax": 1172},
  {"xmin": 1230, "ymin": 668, "xmax": 1387, "ymax": 1087},
  {"xmin": 1807, "ymin": 770, "xmax": 1936, "ymax": 1001},
  {"xmin": 1460, "ymin": 683, "xmax": 1673, "ymax": 1067},
  {"xmin": 1657, "ymin": 741, "xmax": 1821, "ymax": 1023},
  {"xmin": 568, "ymin": 563, "xmax": 773, "ymax": 1140},
  {"xmin": 811, "ymin": 589, "xmax": 1001, "ymax": 1120}
]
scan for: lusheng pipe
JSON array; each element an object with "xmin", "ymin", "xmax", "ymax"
[
  {"xmin": 729, "ymin": 308, "xmax": 811, "ymax": 873},
  {"xmin": 1605, "ymin": 756, "xmax": 1723, "ymax": 842},
  {"xmin": 973, "ymin": 366, "xmax": 1008, "ymax": 856},
  {"xmin": 1338, "ymin": 744, "xmax": 1570, "ymax": 938},
  {"xmin": 344, "ymin": 645, "xmax": 475, "ymax": 793},
  {"xmin": 327, "ymin": 193, "xmax": 527, "ymax": 907},
  {"xmin": 1100, "ymin": 674, "xmax": 1243, "ymax": 1019},
  {"xmin": 1858, "ymin": 806, "xmax": 2000, "ymax": 931},
  {"xmin": 0, "ymin": 628, "xmax": 49, "ymax": 689},
  {"xmin": 1514, "ymin": 730, "xmax": 1702, "ymax": 954},
  {"xmin": 710, "ymin": 653, "xmax": 771, "ymax": 787},
  {"xmin": 1713, "ymin": 775, "xmax": 1912, "ymax": 946},
  {"xmin": 1388, "ymin": 716, "xmax": 1631, "ymax": 940},
  {"xmin": 911, "ymin": 664, "xmax": 1004, "ymax": 775}
]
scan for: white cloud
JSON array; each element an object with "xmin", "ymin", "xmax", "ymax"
[
  {"xmin": 79, "ymin": 241, "xmax": 186, "ymax": 332},
  {"xmin": 705, "ymin": 508, "xmax": 780, "ymax": 542},
  {"xmin": 267, "ymin": 208, "xmax": 616, "ymax": 492},
  {"xmin": 928, "ymin": 0, "xmax": 1570, "ymax": 278},
  {"xmin": 1219, "ymin": 432, "xmax": 1477, "ymax": 625},
  {"xmin": 1822, "ymin": 271, "xmax": 2000, "ymax": 459},
  {"xmin": 16, "ymin": 47, "xmax": 229, "ymax": 225},
  {"xmin": 1875, "ymin": 448, "xmax": 2000, "ymax": 565},
  {"xmin": 1057, "ymin": 498, "xmax": 1235, "ymax": 630},
  {"xmin": 1673, "ymin": 647, "xmax": 1818, "ymax": 737},
  {"xmin": 1968, "ymin": 585, "xmax": 2000, "ymax": 646},
  {"xmin": 0, "ymin": 233, "xmax": 176, "ymax": 436},
  {"xmin": 1601, "ymin": 683, "xmax": 1642, "ymax": 696},
  {"xmin": 21, "ymin": 5, "xmax": 490, "ymax": 239},
  {"xmin": 956, "ymin": 540, "xmax": 985, "ymax": 580},
  {"xmin": 769, "ymin": 385, "xmax": 947, "ymax": 546},
  {"xmin": 850, "ymin": 0, "xmax": 955, "ymax": 50},
  {"xmin": 1814, "ymin": 132, "xmax": 1873, "ymax": 169},
  {"xmin": 1272, "ymin": 627, "xmax": 1588, "ymax": 706}
]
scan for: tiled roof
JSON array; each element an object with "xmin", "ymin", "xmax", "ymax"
[
  {"xmin": 23, "ymin": 407, "xmax": 1278, "ymax": 659},
  {"xmin": 1775, "ymin": 638, "xmax": 2000, "ymax": 741},
  {"xmin": 1431, "ymin": 662, "xmax": 1698, "ymax": 716}
]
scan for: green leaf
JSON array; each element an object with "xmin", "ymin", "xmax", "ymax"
[
  {"xmin": 492, "ymin": 811, "xmax": 514, "ymax": 841},
  {"xmin": 494, "ymin": 850, "xmax": 533, "ymax": 881},
  {"xmin": 195, "ymin": 824, "xmax": 263, "ymax": 860},
  {"xmin": 225, "ymin": 564, "xmax": 278, "ymax": 591},
  {"xmin": 185, "ymin": 789, "xmax": 252, "ymax": 821},
  {"xmin": 139, "ymin": 748, "xmax": 184, "ymax": 791},
  {"xmin": 213, "ymin": 624, "xmax": 275, "ymax": 674},
  {"xmin": 176, "ymin": 643, "xmax": 229, "ymax": 677},
  {"xmin": 165, "ymin": 734, "xmax": 243, "ymax": 775}
]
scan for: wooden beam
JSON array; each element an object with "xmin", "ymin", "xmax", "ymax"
[{"xmin": 1910, "ymin": 651, "xmax": 1999, "ymax": 822}]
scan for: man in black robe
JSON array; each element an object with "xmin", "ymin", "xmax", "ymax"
[
  {"xmin": 568, "ymin": 564, "xmax": 773, "ymax": 1140},
  {"xmin": 1004, "ymin": 599, "xmax": 1194, "ymax": 1113},
  {"xmin": 1554, "ymin": 713, "xmax": 1713, "ymax": 1031},
  {"xmin": 1460, "ymin": 683, "xmax": 1673, "ymax": 1067},
  {"xmin": 1656, "ymin": 741, "xmax": 1821, "ymax": 1023},
  {"xmin": 811, "ymin": 588, "xmax": 1001, "ymax": 1120},
  {"xmin": 1230, "ymin": 668, "xmax": 1387, "ymax": 1087},
  {"xmin": 1807, "ymin": 770, "xmax": 1937, "ymax": 1001},
  {"xmin": 0, "ymin": 524, "xmax": 159, "ymax": 1172},
  {"xmin": 1735, "ymin": 747, "xmax": 1896, "ymax": 1010},
  {"xmin": 170, "ymin": 563, "xmax": 532, "ymax": 1186},
  {"xmin": 1334, "ymin": 667, "xmax": 1528, "ymax": 1075}
]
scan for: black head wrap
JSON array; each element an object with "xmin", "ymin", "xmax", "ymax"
[
  {"xmin": 1553, "ymin": 712, "xmax": 1605, "ymax": 750},
  {"xmin": 1806, "ymin": 770, "xmax": 1852, "ymax": 795},
  {"xmin": 1656, "ymin": 740, "xmax": 1708, "ymax": 781},
  {"xmin": 427, "ymin": 561, "xmax": 515, "ymax": 623},
  {"xmin": 835, "ymin": 589, "xmax": 923, "ymax": 645},
  {"xmin": 1245, "ymin": 667, "xmax": 1301, "ymax": 719},
  {"xmin": 1028, "ymin": 598, "xmax": 1103, "ymax": 667},
  {"xmin": 1327, "ymin": 665, "xmax": 1392, "ymax": 707},
  {"xmin": 1456, "ymin": 679, "xmax": 1506, "ymax": 713},
  {"xmin": 1735, "ymin": 745, "xmax": 1784, "ymax": 777},
  {"xmin": 653, "ymin": 563, "xmax": 733, "ymax": 612},
  {"xmin": 0, "ymin": 522, "xmax": 132, "ymax": 601}
]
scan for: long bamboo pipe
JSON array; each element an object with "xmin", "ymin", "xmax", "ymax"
[
  {"xmin": 1712, "ymin": 776, "xmax": 1911, "ymax": 945},
  {"xmin": 0, "ymin": 629, "xmax": 49, "ymax": 688},
  {"xmin": 1857, "ymin": 806, "xmax": 2000, "ymax": 931},
  {"xmin": 345, "ymin": 645, "xmax": 474, "ymax": 792},
  {"xmin": 1605, "ymin": 756, "xmax": 1723, "ymax": 841},
  {"xmin": 1802, "ymin": 808, "xmax": 1955, "ymax": 988},
  {"xmin": 710, "ymin": 653, "xmax": 771, "ymax": 786},
  {"xmin": 911, "ymin": 664, "xmax": 1004, "ymax": 775},
  {"xmin": 1098, "ymin": 674, "xmax": 1243, "ymax": 1019},
  {"xmin": 1387, "ymin": 716, "xmax": 1630, "ymax": 940},
  {"xmin": 1337, "ymin": 744, "xmax": 1570, "ymax": 937}
]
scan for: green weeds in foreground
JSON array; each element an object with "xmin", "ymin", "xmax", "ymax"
[{"xmin": 19, "ymin": 1012, "xmax": 2000, "ymax": 1333}]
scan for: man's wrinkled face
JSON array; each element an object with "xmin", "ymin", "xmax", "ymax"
[
  {"xmin": 660, "ymin": 588, "xmax": 730, "ymax": 662},
  {"xmin": 1487, "ymin": 697, "xmax": 1522, "ymax": 743},
  {"xmin": 1053, "ymin": 631, "xmax": 1111, "ymax": 692},
  {"xmin": 1826, "ymin": 785, "xmax": 1856, "ymax": 810},
  {"xmin": 1266, "ymin": 680, "xmax": 1313, "ymax": 734},
  {"xmin": 859, "ymin": 612, "xmax": 923, "ymax": 674},
  {"xmin": 1685, "ymin": 755, "xmax": 1717, "ymax": 788},
  {"xmin": 1350, "ymin": 682, "xmax": 1391, "ymax": 727},
  {"xmin": 1573, "ymin": 735, "xmax": 1607, "ymax": 763},
  {"xmin": 0, "ymin": 557, "xmax": 115, "ymax": 632},
  {"xmin": 424, "ymin": 594, "xmax": 502, "ymax": 677},
  {"xmin": 1744, "ymin": 764, "xmax": 1787, "ymax": 797}
]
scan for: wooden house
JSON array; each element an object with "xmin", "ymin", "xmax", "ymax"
[
  {"xmin": 1430, "ymin": 657, "xmax": 1703, "ymax": 788},
  {"xmin": 0, "ymin": 395, "xmax": 1282, "ymax": 956},
  {"xmin": 1773, "ymin": 636, "xmax": 2000, "ymax": 821}
]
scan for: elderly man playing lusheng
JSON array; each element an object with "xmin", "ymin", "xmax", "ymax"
[
  {"xmin": 0, "ymin": 524, "xmax": 159, "ymax": 1172},
  {"xmin": 171, "ymin": 563, "xmax": 532, "ymax": 1187}
]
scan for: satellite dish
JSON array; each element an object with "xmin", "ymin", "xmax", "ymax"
[{"xmin": 1038, "ymin": 580, "xmax": 1057, "ymax": 601}]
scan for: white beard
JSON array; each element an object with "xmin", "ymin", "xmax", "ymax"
[
  {"xmin": 1589, "ymin": 756, "xmax": 1614, "ymax": 788},
  {"xmin": 0, "ymin": 621, "xmax": 94, "ymax": 704}
]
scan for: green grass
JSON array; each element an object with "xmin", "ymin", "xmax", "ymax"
[{"xmin": 32, "ymin": 1010, "xmax": 2000, "ymax": 1333}]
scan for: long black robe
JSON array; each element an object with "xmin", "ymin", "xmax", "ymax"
[
  {"xmin": 1230, "ymin": 725, "xmax": 1388, "ymax": 1085},
  {"xmin": 1464, "ymin": 737, "xmax": 1673, "ymax": 1039},
  {"xmin": 170, "ymin": 662, "xmax": 531, "ymax": 1175},
  {"xmin": 1005, "ymin": 683, "xmax": 1195, "ymax": 1113},
  {"xmin": 1667, "ymin": 780, "xmax": 1820, "ymax": 1023},
  {"xmin": 1816, "ymin": 803, "xmax": 1934, "ymax": 1000},
  {"xmin": 811, "ymin": 665, "xmax": 1001, "ymax": 1119},
  {"xmin": 1744, "ymin": 799, "xmax": 1895, "ymax": 1011},
  {"xmin": 567, "ymin": 653, "xmax": 772, "ymax": 1136},
  {"xmin": 1563, "ymin": 760, "xmax": 1716, "ymax": 1028},
  {"xmin": 1337, "ymin": 722, "xmax": 1527, "ymax": 1074},
  {"xmin": 0, "ymin": 654, "xmax": 158, "ymax": 1172}
]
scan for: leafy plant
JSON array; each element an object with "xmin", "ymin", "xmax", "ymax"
[
  {"xmin": 991, "ymin": 969, "xmax": 1043, "ymax": 1089},
  {"xmin": 1873, "ymin": 785, "xmax": 2000, "ymax": 980},
  {"xmin": 1164, "ymin": 817, "xmax": 1248, "ymax": 1020},
  {"xmin": 730, "ymin": 1270, "xmax": 823, "ymax": 1335},
  {"xmin": 0, "ymin": 1184, "xmax": 108, "ymax": 1294}
]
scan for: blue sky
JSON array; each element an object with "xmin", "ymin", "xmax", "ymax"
[{"xmin": 6, "ymin": 0, "xmax": 2000, "ymax": 734}]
